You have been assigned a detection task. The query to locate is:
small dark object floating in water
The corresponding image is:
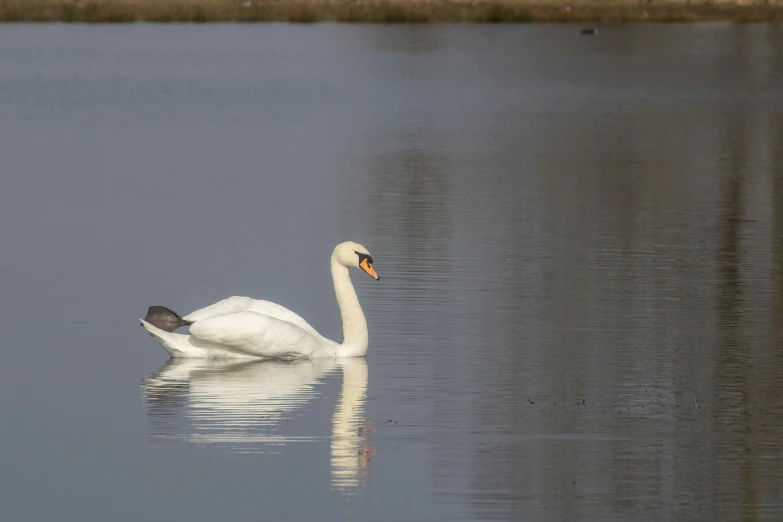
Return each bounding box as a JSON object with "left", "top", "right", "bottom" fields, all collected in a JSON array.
[{"left": 581, "top": 28, "right": 597, "bottom": 35}]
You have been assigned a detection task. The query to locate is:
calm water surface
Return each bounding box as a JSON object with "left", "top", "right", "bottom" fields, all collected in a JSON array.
[{"left": 1, "top": 24, "right": 782, "bottom": 522}]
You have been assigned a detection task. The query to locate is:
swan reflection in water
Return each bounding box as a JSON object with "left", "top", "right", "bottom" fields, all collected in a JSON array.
[{"left": 141, "top": 357, "right": 374, "bottom": 494}]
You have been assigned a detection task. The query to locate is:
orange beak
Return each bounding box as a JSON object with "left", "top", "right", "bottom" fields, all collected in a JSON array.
[{"left": 360, "top": 258, "right": 379, "bottom": 280}]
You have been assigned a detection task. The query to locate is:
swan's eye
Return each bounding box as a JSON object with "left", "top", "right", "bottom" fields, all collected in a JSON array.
[
  {"left": 356, "top": 252, "right": 379, "bottom": 280},
  {"left": 356, "top": 252, "right": 373, "bottom": 265}
]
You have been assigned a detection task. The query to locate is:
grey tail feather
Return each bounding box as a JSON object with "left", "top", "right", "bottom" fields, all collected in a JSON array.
[{"left": 143, "top": 305, "right": 192, "bottom": 332}]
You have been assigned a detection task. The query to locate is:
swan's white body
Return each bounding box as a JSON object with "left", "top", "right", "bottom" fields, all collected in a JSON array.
[{"left": 141, "top": 241, "right": 378, "bottom": 360}]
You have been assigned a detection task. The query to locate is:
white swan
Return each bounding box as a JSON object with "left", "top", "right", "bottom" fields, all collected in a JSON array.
[{"left": 140, "top": 241, "right": 379, "bottom": 360}]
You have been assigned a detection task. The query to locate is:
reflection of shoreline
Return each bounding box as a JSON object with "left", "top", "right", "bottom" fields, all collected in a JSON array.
[
  {"left": 141, "top": 357, "right": 373, "bottom": 494},
  {"left": 4, "top": 1, "right": 781, "bottom": 23}
]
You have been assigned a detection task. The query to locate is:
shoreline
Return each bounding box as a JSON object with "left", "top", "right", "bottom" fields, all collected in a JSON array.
[{"left": 1, "top": 0, "right": 782, "bottom": 23}]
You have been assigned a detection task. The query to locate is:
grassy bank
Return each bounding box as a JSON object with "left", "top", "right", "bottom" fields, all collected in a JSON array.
[{"left": 1, "top": 0, "right": 782, "bottom": 23}]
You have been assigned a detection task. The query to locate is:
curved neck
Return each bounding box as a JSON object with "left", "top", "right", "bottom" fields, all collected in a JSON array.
[{"left": 331, "top": 255, "right": 368, "bottom": 356}]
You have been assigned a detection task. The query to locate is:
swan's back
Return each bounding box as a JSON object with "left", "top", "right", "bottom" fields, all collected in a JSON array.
[
  {"left": 189, "top": 311, "right": 324, "bottom": 359},
  {"left": 183, "top": 296, "right": 321, "bottom": 338}
]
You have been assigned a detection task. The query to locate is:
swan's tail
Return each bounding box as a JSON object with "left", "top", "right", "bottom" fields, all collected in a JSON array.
[
  {"left": 140, "top": 319, "right": 192, "bottom": 358},
  {"left": 140, "top": 318, "right": 254, "bottom": 359},
  {"left": 143, "top": 305, "right": 191, "bottom": 332}
]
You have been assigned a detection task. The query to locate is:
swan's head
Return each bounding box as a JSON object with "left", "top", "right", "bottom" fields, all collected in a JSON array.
[{"left": 333, "top": 241, "right": 379, "bottom": 281}]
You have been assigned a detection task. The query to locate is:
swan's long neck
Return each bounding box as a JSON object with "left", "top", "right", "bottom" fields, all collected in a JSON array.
[{"left": 331, "top": 255, "right": 368, "bottom": 356}]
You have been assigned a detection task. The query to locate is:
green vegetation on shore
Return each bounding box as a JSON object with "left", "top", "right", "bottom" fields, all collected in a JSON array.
[{"left": 1, "top": 0, "right": 782, "bottom": 23}]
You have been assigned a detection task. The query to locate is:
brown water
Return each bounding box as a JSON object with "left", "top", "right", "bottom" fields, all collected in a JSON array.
[{"left": 1, "top": 23, "right": 782, "bottom": 522}]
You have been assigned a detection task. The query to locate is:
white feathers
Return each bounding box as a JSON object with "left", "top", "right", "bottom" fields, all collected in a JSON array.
[
  {"left": 189, "top": 312, "right": 323, "bottom": 359},
  {"left": 141, "top": 241, "right": 377, "bottom": 359}
]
